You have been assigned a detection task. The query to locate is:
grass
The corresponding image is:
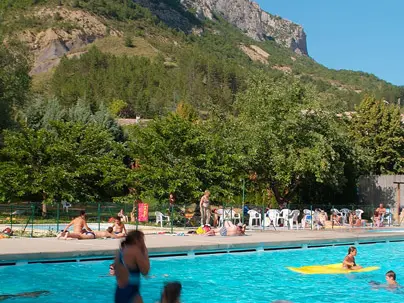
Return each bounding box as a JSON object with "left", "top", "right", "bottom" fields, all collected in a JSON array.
[{"left": 84, "top": 36, "right": 159, "bottom": 58}]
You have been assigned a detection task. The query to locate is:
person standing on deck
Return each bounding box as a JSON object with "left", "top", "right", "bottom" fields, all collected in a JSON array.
[{"left": 200, "top": 190, "right": 211, "bottom": 225}]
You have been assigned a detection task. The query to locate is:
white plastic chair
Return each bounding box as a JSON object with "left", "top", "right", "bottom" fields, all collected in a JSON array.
[
  {"left": 263, "top": 209, "right": 279, "bottom": 227},
  {"left": 288, "top": 210, "right": 300, "bottom": 229},
  {"left": 301, "top": 209, "right": 313, "bottom": 229},
  {"left": 11, "top": 210, "right": 25, "bottom": 216},
  {"left": 339, "top": 208, "right": 351, "bottom": 224},
  {"left": 383, "top": 209, "right": 392, "bottom": 226},
  {"left": 248, "top": 210, "right": 262, "bottom": 228},
  {"left": 155, "top": 211, "right": 170, "bottom": 228},
  {"left": 62, "top": 201, "right": 72, "bottom": 213},
  {"left": 355, "top": 209, "right": 364, "bottom": 220},
  {"left": 219, "top": 209, "right": 241, "bottom": 226},
  {"left": 266, "top": 209, "right": 280, "bottom": 227},
  {"left": 313, "top": 210, "right": 321, "bottom": 225},
  {"left": 330, "top": 208, "right": 341, "bottom": 215},
  {"left": 278, "top": 209, "right": 291, "bottom": 227}
]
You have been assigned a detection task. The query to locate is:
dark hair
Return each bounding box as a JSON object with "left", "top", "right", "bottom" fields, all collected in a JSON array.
[
  {"left": 120, "top": 230, "right": 145, "bottom": 250},
  {"left": 115, "top": 216, "right": 122, "bottom": 222},
  {"left": 161, "top": 282, "right": 182, "bottom": 303},
  {"left": 386, "top": 270, "right": 396, "bottom": 280},
  {"left": 107, "top": 227, "right": 113, "bottom": 233},
  {"left": 80, "top": 210, "right": 86, "bottom": 216},
  {"left": 348, "top": 246, "right": 357, "bottom": 254}
]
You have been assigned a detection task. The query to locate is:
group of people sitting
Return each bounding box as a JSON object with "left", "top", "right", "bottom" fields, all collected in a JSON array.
[
  {"left": 56, "top": 210, "right": 128, "bottom": 240},
  {"left": 309, "top": 203, "right": 390, "bottom": 228},
  {"left": 191, "top": 221, "right": 247, "bottom": 236}
]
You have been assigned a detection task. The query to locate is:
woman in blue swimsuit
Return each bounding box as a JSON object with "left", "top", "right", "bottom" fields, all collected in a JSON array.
[{"left": 114, "top": 230, "right": 150, "bottom": 303}]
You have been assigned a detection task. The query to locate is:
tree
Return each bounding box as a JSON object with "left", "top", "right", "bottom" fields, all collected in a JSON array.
[
  {"left": 0, "top": 122, "right": 130, "bottom": 214},
  {"left": 127, "top": 114, "right": 239, "bottom": 205},
  {"left": 23, "top": 98, "right": 125, "bottom": 141},
  {"left": 234, "top": 73, "right": 354, "bottom": 205},
  {"left": 176, "top": 101, "right": 198, "bottom": 121},
  {"left": 349, "top": 96, "right": 404, "bottom": 174},
  {"left": 0, "top": 42, "right": 30, "bottom": 131}
]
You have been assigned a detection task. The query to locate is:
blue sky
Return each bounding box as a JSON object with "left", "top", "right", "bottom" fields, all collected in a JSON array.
[{"left": 256, "top": 0, "right": 403, "bottom": 86}]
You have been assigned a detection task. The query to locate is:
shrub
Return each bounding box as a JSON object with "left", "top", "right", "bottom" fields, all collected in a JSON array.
[{"left": 124, "top": 35, "right": 134, "bottom": 47}]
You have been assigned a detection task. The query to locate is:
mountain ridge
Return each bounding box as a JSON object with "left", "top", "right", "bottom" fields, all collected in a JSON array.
[
  {"left": 180, "top": 0, "right": 308, "bottom": 55},
  {"left": 0, "top": 0, "right": 402, "bottom": 114}
]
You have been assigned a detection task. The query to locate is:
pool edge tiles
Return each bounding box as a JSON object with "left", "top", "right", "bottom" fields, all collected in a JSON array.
[{"left": 1, "top": 231, "right": 404, "bottom": 265}]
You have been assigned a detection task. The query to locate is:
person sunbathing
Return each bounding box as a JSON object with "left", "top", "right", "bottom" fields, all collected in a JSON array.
[
  {"left": 57, "top": 230, "right": 81, "bottom": 240},
  {"left": 331, "top": 213, "right": 341, "bottom": 226},
  {"left": 58, "top": 210, "right": 92, "bottom": 239},
  {"left": 112, "top": 216, "right": 127, "bottom": 238},
  {"left": 348, "top": 211, "right": 362, "bottom": 227},
  {"left": 373, "top": 211, "right": 381, "bottom": 227},
  {"left": 318, "top": 211, "right": 327, "bottom": 227},
  {"left": 95, "top": 227, "right": 117, "bottom": 239},
  {"left": 375, "top": 204, "right": 386, "bottom": 216},
  {"left": 57, "top": 228, "right": 96, "bottom": 240},
  {"left": 1, "top": 227, "right": 13, "bottom": 236},
  {"left": 205, "top": 221, "right": 246, "bottom": 236},
  {"left": 342, "top": 246, "right": 362, "bottom": 270}
]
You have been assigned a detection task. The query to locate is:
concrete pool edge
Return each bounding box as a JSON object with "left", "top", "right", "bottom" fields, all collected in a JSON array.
[{"left": 1, "top": 232, "right": 404, "bottom": 265}]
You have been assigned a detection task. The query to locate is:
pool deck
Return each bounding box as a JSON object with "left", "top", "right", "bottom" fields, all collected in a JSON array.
[{"left": 1, "top": 228, "right": 404, "bottom": 264}]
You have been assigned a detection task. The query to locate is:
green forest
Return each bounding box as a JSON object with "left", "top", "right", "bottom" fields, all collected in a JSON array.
[{"left": 0, "top": 0, "right": 403, "bottom": 210}]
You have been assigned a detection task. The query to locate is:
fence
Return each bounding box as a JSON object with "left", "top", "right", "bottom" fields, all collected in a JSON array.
[
  {"left": 0, "top": 202, "right": 155, "bottom": 237},
  {"left": 0, "top": 201, "right": 402, "bottom": 237}
]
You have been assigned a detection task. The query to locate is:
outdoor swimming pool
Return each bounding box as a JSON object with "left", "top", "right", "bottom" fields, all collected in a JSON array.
[{"left": 1, "top": 242, "right": 403, "bottom": 303}]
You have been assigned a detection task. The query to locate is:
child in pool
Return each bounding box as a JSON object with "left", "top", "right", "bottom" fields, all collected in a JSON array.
[
  {"left": 342, "top": 246, "right": 362, "bottom": 270},
  {"left": 385, "top": 270, "right": 399, "bottom": 288},
  {"left": 370, "top": 270, "right": 400, "bottom": 290}
]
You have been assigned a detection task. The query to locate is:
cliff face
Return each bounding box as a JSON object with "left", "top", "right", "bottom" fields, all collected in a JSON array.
[{"left": 181, "top": 0, "right": 308, "bottom": 55}]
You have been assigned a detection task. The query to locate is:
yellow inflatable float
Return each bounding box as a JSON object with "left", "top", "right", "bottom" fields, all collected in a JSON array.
[{"left": 287, "top": 263, "right": 379, "bottom": 275}]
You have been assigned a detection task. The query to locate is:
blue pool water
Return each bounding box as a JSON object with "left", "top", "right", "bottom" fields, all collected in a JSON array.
[{"left": 1, "top": 242, "right": 404, "bottom": 303}]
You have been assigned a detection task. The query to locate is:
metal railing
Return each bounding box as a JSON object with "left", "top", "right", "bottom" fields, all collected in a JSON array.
[{"left": 0, "top": 201, "right": 399, "bottom": 237}]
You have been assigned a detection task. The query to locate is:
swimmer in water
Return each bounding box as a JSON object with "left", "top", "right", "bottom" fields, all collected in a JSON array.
[
  {"left": 385, "top": 270, "right": 399, "bottom": 288},
  {"left": 370, "top": 270, "right": 400, "bottom": 290},
  {"left": 342, "top": 246, "right": 362, "bottom": 270},
  {"left": 160, "top": 282, "right": 182, "bottom": 303},
  {"left": 0, "top": 291, "right": 49, "bottom": 301},
  {"left": 110, "top": 263, "right": 116, "bottom": 276}
]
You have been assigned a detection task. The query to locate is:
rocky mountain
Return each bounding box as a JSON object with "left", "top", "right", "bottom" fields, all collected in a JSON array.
[
  {"left": 18, "top": 7, "right": 120, "bottom": 75},
  {"left": 1, "top": 0, "right": 402, "bottom": 110},
  {"left": 181, "top": 0, "right": 308, "bottom": 55},
  {"left": 134, "top": 0, "right": 308, "bottom": 55}
]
